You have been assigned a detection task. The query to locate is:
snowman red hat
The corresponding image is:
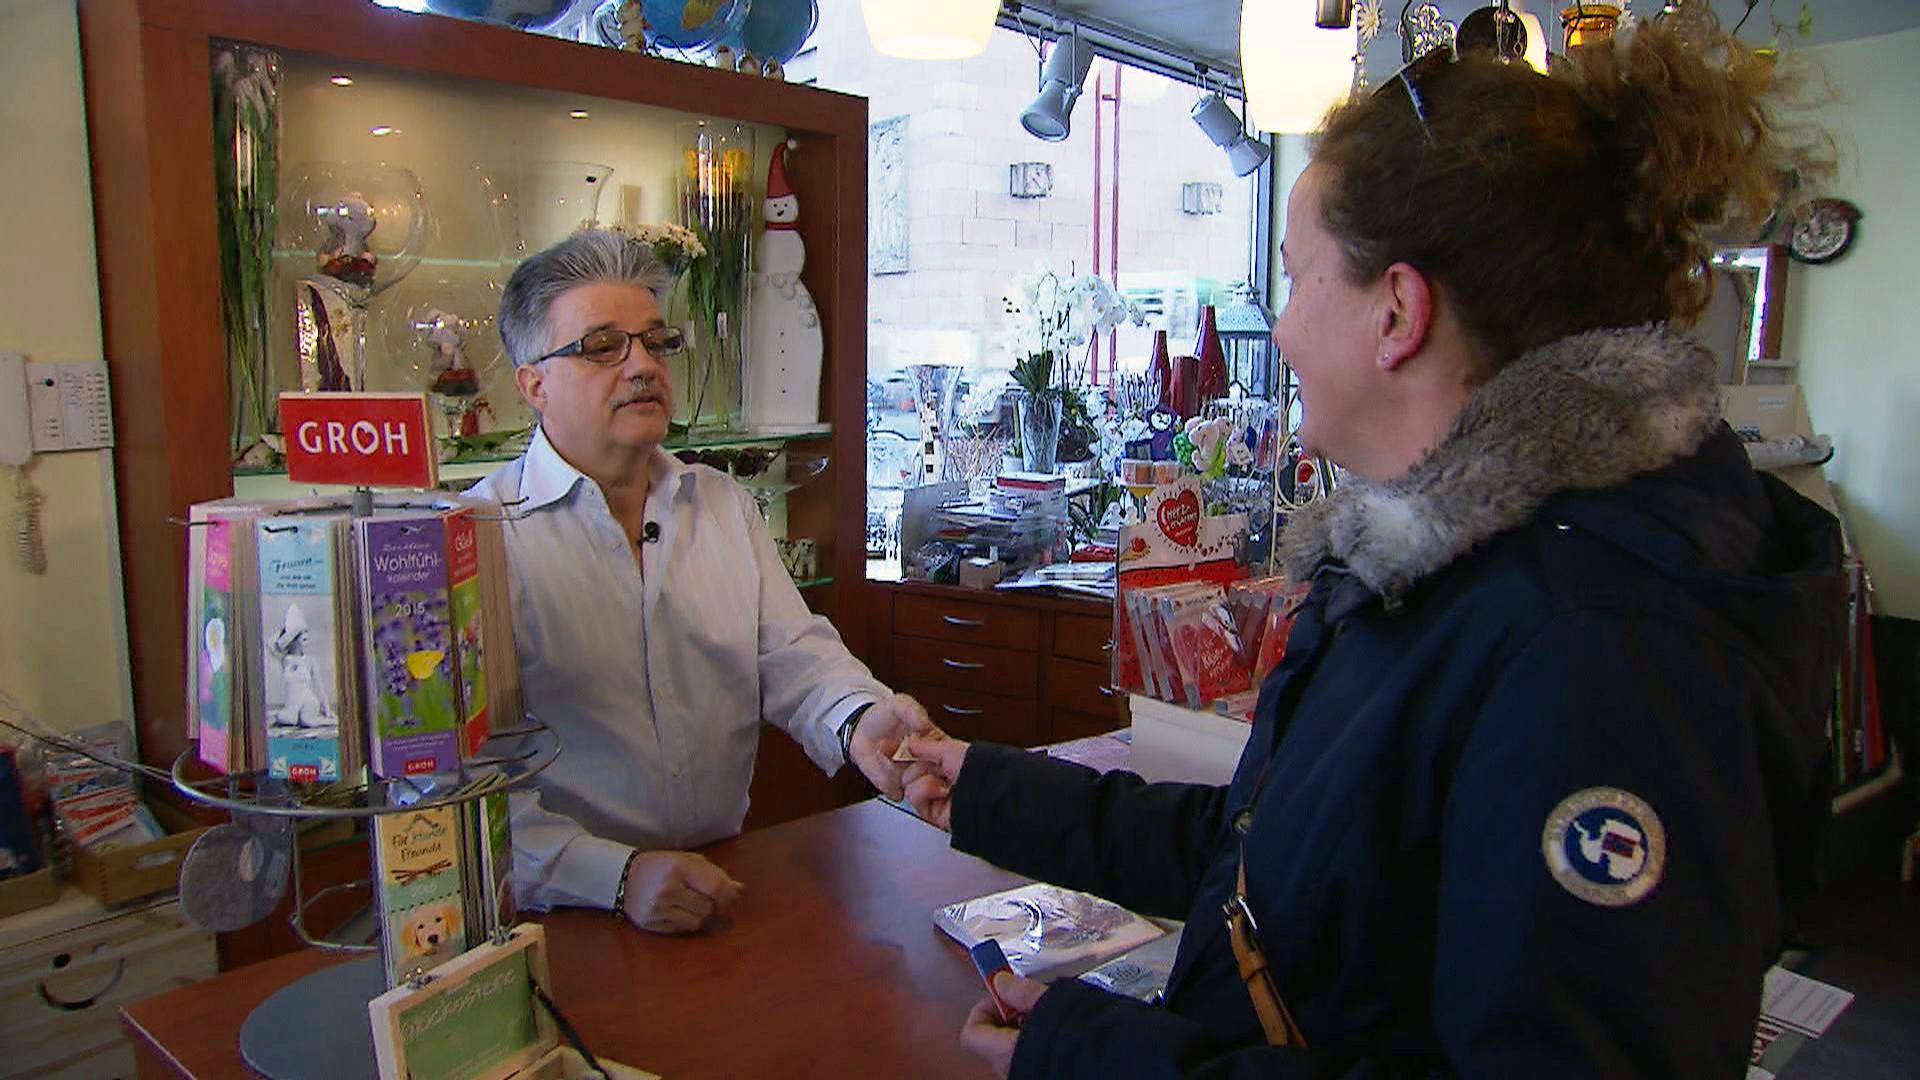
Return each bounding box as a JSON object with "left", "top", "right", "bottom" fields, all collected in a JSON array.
[{"left": 765, "top": 141, "right": 799, "bottom": 232}]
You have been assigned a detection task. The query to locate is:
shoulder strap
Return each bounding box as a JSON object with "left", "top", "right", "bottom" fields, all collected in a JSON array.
[{"left": 1225, "top": 856, "right": 1308, "bottom": 1049}]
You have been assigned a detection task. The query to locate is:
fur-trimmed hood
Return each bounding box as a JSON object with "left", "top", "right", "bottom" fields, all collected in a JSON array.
[{"left": 1279, "top": 325, "right": 1723, "bottom": 601}]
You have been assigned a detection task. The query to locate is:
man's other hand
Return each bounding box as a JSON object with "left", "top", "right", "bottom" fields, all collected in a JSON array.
[
  {"left": 899, "top": 731, "right": 967, "bottom": 831},
  {"left": 619, "top": 851, "right": 744, "bottom": 934}
]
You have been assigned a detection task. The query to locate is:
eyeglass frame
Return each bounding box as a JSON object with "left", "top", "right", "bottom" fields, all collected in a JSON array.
[
  {"left": 1380, "top": 43, "right": 1456, "bottom": 145},
  {"left": 533, "top": 324, "right": 686, "bottom": 367}
]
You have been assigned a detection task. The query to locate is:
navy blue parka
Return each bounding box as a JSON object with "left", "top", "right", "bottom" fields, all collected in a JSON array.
[{"left": 947, "top": 328, "right": 1843, "bottom": 1078}]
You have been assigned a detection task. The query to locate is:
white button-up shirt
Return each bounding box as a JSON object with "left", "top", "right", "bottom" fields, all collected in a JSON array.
[{"left": 468, "top": 427, "right": 885, "bottom": 912}]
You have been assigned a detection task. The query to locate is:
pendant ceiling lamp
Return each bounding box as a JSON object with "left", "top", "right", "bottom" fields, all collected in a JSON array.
[
  {"left": 1241, "top": 0, "right": 1354, "bottom": 134},
  {"left": 860, "top": 0, "right": 999, "bottom": 60}
]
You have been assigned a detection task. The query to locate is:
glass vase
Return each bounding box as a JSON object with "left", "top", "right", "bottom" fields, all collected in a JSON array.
[
  {"left": 212, "top": 44, "right": 281, "bottom": 464},
  {"left": 475, "top": 160, "right": 614, "bottom": 266},
  {"left": 675, "top": 120, "right": 756, "bottom": 433},
  {"left": 1016, "top": 391, "right": 1064, "bottom": 475}
]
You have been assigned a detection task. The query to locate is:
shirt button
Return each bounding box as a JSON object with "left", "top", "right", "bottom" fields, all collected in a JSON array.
[{"left": 1232, "top": 810, "right": 1254, "bottom": 835}]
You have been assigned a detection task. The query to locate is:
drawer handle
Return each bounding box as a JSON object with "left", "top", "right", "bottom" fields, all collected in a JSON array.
[
  {"left": 1101, "top": 640, "right": 1115, "bottom": 653},
  {"left": 36, "top": 959, "right": 127, "bottom": 1012},
  {"left": 941, "top": 615, "right": 986, "bottom": 628},
  {"left": 942, "top": 704, "right": 985, "bottom": 717},
  {"left": 1098, "top": 684, "right": 1120, "bottom": 697},
  {"left": 941, "top": 657, "right": 985, "bottom": 671}
]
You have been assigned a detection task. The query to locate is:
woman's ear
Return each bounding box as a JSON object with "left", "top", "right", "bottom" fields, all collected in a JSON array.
[
  {"left": 1376, "top": 261, "right": 1435, "bottom": 370},
  {"left": 515, "top": 362, "right": 547, "bottom": 413}
]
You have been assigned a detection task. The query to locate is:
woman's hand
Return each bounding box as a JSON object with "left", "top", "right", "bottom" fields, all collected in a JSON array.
[
  {"left": 959, "top": 971, "right": 1048, "bottom": 1078},
  {"left": 898, "top": 731, "right": 968, "bottom": 831}
]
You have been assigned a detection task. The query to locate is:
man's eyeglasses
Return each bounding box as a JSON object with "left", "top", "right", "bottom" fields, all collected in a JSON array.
[{"left": 536, "top": 325, "right": 686, "bottom": 367}]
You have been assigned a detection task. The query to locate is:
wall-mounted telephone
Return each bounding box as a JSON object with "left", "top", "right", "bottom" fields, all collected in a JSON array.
[{"left": 1, "top": 353, "right": 113, "bottom": 575}]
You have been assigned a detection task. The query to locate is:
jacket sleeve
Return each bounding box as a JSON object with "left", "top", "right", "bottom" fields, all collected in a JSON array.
[
  {"left": 950, "top": 742, "right": 1229, "bottom": 920},
  {"left": 1007, "top": 609, "right": 1782, "bottom": 1079},
  {"left": 1428, "top": 608, "right": 1777, "bottom": 1075}
]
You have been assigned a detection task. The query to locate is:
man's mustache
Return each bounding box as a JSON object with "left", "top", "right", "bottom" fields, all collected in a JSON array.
[{"left": 611, "top": 377, "right": 667, "bottom": 408}]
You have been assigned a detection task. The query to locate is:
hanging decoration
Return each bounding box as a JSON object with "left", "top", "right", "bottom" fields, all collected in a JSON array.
[
  {"left": 1351, "top": 0, "right": 1384, "bottom": 93},
  {"left": 1400, "top": 1, "right": 1459, "bottom": 63}
]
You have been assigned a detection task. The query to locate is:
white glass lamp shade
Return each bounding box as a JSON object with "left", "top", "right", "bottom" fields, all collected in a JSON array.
[
  {"left": 1241, "top": 0, "right": 1354, "bottom": 134},
  {"left": 860, "top": 0, "right": 998, "bottom": 60},
  {"left": 1520, "top": 12, "right": 1548, "bottom": 73}
]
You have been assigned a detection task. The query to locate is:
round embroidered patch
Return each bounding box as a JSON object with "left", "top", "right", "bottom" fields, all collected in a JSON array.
[{"left": 1541, "top": 787, "right": 1666, "bottom": 907}]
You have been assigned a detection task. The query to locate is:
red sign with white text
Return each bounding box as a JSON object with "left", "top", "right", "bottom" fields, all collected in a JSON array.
[{"left": 279, "top": 393, "right": 439, "bottom": 489}]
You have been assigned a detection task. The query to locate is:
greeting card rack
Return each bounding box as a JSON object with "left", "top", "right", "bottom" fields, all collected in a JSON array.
[{"left": 167, "top": 480, "right": 558, "bottom": 1080}]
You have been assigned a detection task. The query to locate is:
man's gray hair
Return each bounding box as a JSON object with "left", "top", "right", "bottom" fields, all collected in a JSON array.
[{"left": 499, "top": 230, "right": 674, "bottom": 366}]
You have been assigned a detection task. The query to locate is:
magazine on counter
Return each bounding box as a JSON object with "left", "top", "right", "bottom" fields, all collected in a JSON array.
[
  {"left": 933, "top": 882, "right": 1165, "bottom": 981},
  {"left": 1077, "top": 926, "right": 1183, "bottom": 1002}
]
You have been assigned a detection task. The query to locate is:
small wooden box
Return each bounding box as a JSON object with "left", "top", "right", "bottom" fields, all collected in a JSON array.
[
  {"left": 369, "top": 924, "right": 654, "bottom": 1080},
  {"left": 0, "top": 866, "right": 59, "bottom": 919},
  {"left": 68, "top": 805, "right": 208, "bottom": 907}
]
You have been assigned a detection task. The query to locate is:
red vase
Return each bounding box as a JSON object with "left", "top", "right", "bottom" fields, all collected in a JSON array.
[
  {"left": 1145, "top": 330, "right": 1173, "bottom": 411},
  {"left": 1170, "top": 354, "right": 1201, "bottom": 419},
  {"left": 1194, "top": 305, "right": 1229, "bottom": 406}
]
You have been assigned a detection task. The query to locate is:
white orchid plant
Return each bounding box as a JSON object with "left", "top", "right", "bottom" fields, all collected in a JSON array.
[{"left": 999, "top": 265, "right": 1143, "bottom": 400}]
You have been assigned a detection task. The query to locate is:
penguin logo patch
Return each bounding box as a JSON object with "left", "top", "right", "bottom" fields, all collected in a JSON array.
[{"left": 1541, "top": 787, "right": 1666, "bottom": 907}]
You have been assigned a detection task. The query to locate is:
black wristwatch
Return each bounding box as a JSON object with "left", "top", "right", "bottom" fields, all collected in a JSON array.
[{"left": 838, "top": 703, "right": 874, "bottom": 767}]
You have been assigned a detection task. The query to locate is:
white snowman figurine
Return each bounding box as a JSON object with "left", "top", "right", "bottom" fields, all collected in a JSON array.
[{"left": 745, "top": 139, "right": 825, "bottom": 427}]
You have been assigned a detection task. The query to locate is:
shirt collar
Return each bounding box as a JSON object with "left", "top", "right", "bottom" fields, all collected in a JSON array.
[{"left": 517, "top": 425, "right": 697, "bottom": 514}]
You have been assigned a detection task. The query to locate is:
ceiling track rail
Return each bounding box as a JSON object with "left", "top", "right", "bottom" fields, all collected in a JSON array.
[{"left": 998, "top": 1, "right": 1248, "bottom": 100}]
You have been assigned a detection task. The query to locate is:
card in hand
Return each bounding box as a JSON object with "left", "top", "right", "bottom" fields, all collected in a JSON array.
[
  {"left": 969, "top": 938, "right": 1018, "bottom": 1023},
  {"left": 891, "top": 739, "right": 918, "bottom": 763}
]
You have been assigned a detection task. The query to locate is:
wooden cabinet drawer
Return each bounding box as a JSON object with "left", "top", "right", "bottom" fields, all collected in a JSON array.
[
  {"left": 895, "top": 636, "right": 1039, "bottom": 699},
  {"left": 1052, "top": 612, "right": 1115, "bottom": 664},
  {"left": 894, "top": 593, "right": 1039, "bottom": 651},
  {"left": 1045, "top": 654, "right": 1125, "bottom": 720},
  {"left": 904, "top": 683, "right": 1045, "bottom": 748},
  {"left": 0, "top": 898, "right": 215, "bottom": 1076}
]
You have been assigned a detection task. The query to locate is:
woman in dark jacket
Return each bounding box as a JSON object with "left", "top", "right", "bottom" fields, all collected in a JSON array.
[{"left": 903, "top": 16, "right": 1840, "bottom": 1079}]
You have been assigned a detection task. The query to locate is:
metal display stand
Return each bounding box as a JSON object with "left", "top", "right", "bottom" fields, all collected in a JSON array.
[{"left": 170, "top": 481, "right": 559, "bottom": 1080}]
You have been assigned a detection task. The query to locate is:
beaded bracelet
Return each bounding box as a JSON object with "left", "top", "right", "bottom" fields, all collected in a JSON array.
[{"left": 611, "top": 849, "right": 641, "bottom": 920}]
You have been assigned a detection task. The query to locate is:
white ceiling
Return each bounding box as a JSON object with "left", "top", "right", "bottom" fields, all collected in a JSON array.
[{"left": 1032, "top": 0, "right": 1920, "bottom": 78}]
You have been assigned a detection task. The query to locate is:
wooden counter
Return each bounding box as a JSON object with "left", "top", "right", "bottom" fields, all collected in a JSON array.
[{"left": 122, "top": 801, "right": 1026, "bottom": 1079}]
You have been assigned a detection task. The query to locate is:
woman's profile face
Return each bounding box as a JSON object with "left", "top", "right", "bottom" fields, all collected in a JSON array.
[{"left": 1273, "top": 164, "right": 1385, "bottom": 470}]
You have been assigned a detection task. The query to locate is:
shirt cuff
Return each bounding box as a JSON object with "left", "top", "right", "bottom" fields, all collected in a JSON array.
[
  {"left": 826, "top": 693, "right": 885, "bottom": 758},
  {"left": 550, "top": 833, "right": 639, "bottom": 912}
]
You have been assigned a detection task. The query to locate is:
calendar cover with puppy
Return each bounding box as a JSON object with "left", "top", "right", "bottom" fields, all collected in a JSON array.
[{"left": 374, "top": 805, "right": 468, "bottom": 987}]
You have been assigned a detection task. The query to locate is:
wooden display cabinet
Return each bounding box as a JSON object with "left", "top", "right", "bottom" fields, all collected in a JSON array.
[
  {"left": 870, "top": 581, "right": 1130, "bottom": 748},
  {"left": 75, "top": 0, "right": 875, "bottom": 807}
]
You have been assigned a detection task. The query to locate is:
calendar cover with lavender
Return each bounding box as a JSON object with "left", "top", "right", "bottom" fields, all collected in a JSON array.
[{"left": 360, "top": 516, "right": 460, "bottom": 778}]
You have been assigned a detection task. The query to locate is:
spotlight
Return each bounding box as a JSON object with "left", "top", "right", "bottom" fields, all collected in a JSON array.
[
  {"left": 1191, "top": 94, "right": 1270, "bottom": 177},
  {"left": 1021, "top": 29, "right": 1095, "bottom": 142}
]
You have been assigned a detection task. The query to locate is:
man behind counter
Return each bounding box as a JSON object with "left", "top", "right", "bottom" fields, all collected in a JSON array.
[{"left": 469, "top": 229, "right": 930, "bottom": 934}]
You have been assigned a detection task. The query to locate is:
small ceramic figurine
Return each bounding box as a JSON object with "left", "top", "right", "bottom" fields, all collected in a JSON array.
[
  {"left": 745, "top": 140, "right": 826, "bottom": 426},
  {"left": 615, "top": 0, "right": 648, "bottom": 51},
  {"left": 712, "top": 44, "right": 735, "bottom": 70},
  {"left": 422, "top": 308, "right": 480, "bottom": 399},
  {"left": 762, "top": 57, "right": 785, "bottom": 81},
  {"left": 736, "top": 50, "right": 761, "bottom": 75},
  {"left": 317, "top": 193, "right": 377, "bottom": 290}
]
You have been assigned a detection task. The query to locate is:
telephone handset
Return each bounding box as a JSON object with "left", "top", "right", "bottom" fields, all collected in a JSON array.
[{"left": 0, "top": 354, "right": 47, "bottom": 575}]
